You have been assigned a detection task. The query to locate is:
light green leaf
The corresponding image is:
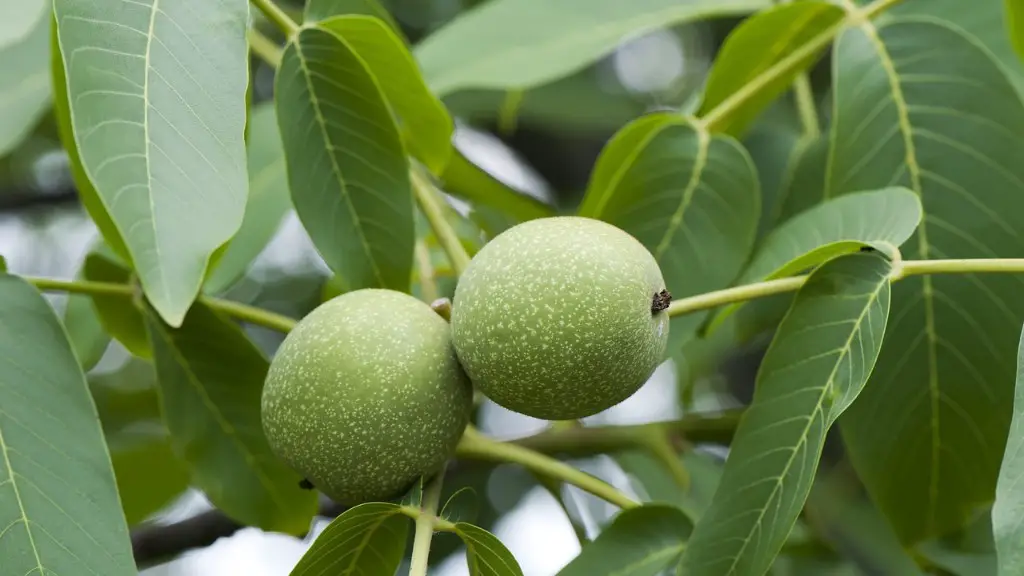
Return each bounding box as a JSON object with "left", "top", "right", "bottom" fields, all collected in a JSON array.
[
  {"left": 0, "top": 6, "right": 51, "bottom": 157},
  {"left": 63, "top": 293, "right": 111, "bottom": 371},
  {"left": 440, "top": 148, "right": 554, "bottom": 223},
  {"left": 83, "top": 250, "right": 151, "bottom": 359},
  {"left": 697, "top": 0, "right": 843, "bottom": 136},
  {"left": 994, "top": 326, "right": 1024, "bottom": 575},
  {"left": 275, "top": 25, "right": 414, "bottom": 294},
  {"left": 53, "top": 0, "right": 250, "bottom": 327},
  {"left": 0, "top": 0, "right": 48, "bottom": 47},
  {"left": 145, "top": 300, "right": 317, "bottom": 534},
  {"left": 1008, "top": 0, "right": 1024, "bottom": 64},
  {"left": 456, "top": 522, "right": 524, "bottom": 576},
  {"left": 204, "top": 103, "right": 292, "bottom": 295},
  {"left": 678, "top": 251, "right": 892, "bottom": 575},
  {"left": 0, "top": 273, "right": 135, "bottom": 575},
  {"left": 578, "top": 112, "right": 760, "bottom": 342},
  {"left": 319, "top": 15, "right": 454, "bottom": 173},
  {"left": 415, "top": 0, "right": 770, "bottom": 96},
  {"left": 290, "top": 502, "right": 409, "bottom": 575},
  {"left": 305, "top": 0, "right": 400, "bottom": 31},
  {"left": 828, "top": 17, "right": 1024, "bottom": 543},
  {"left": 557, "top": 504, "right": 693, "bottom": 576}
]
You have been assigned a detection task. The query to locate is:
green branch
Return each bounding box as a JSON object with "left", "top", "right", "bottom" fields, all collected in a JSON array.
[
  {"left": 411, "top": 167, "right": 473, "bottom": 277},
  {"left": 250, "top": 0, "right": 299, "bottom": 38},
  {"left": 409, "top": 467, "right": 446, "bottom": 576}
]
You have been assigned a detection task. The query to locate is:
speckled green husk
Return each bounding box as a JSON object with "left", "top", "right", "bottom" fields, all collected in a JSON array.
[
  {"left": 451, "top": 216, "right": 669, "bottom": 420},
  {"left": 261, "top": 289, "right": 473, "bottom": 505}
]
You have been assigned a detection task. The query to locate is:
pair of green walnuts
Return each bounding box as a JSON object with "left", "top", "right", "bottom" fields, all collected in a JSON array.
[{"left": 261, "top": 216, "right": 672, "bottom": 505}]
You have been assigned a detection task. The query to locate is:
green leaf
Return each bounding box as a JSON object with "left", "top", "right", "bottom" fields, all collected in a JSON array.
[
  {"left": 83, "top": 250, "right": 151, "bottom": 359},
  {"left": 145, "top": 300, "right": 317, "bottom": 534},
  {"left": 697, "top": 0, "right": 843, "bottom": 137},
  {"left": 319, "top": 15, "right": 454, "bottom": 174},
  {"left": 0, "top": 5, "right": 51, "bottom": 157},
  {"left": 993, "top": 326, "right": 1024, "bottom": 575},
  {"left": 742, "top": 121, "right": 801, "bottom": 241},
  {"left": 63, "top": 293, "right": 111, "bottom": 371},
  {"left": 275, "top": 25, "right": 414, "bottom": 294},
  {"left": 0, "top": 255, "right": 5, "bottom": 271},
  {"left": 0, "top": 0, "right": 48, "bottom": 47},
  {"left": 290, "top": 502, "right": 410, "bottom": 575},
  {"left": 204, "top": 103, "right": 292, "bottom": 295},
  {"left": 1007, "top": 0, "right": 1024, "bottom": 63},
  {"left": 578, "top": 112, "right": 760, "bottom": 341},
  {"left": 53, "top": 0, "right": 250, "bottom": 327},
  {"left": 678, "top": 251, "right": 893, "bottom": 575},
  {"left": 0, "top": 273, "right": 135, "bottom": 575},
  {"left": 828, "top": 17, "right": 1024, "bottom": 543},
  {"left": 616, "top": 450, "right": 724, "bottom": 522},
  {"left": 455, "top": 522, "right": 525, "bottom": 576},
  {"left": 304, "top": 0, "right": 401, "bottom": 33},
  {"left": 557, "top": 504, "right": 693, "bottom": 576},
  {"left": 771, "top": 135, "right": 830, "bottom": 226},
  {"left": 440, "top": 148, "right": 554, "bottom": 223},
  {"left": 415, "top": 0, "right": 769, "bottom": 96}
]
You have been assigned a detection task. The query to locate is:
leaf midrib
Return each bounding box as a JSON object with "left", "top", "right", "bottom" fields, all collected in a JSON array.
[
  {"left": 607, "top": 542, "right": 684, "bottom": 576},
  {"left": 0, "top": 419, "right": 43, "bottom": 573},
  {"left": 653, "top": 123, "right": 710, "bottom": 259},
  {"left": 722, "top": 270, "right": 887, "bottom": 575},
  {"left": 141, "top": 0, "right": 170, "bottom": 312}
]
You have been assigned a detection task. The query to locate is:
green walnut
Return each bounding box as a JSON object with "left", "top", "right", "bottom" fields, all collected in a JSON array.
[
  {"left": 450, "top": 216, "right": 671, "bottom": 420},
  {"left": 261, "top": 289, "right": 473, "bottom": 505}
]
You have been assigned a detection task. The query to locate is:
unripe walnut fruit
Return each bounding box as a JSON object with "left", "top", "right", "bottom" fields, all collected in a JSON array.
[
  {"left": 261, "top": 289, "right": 473, "bottom": 505},
  {"left": 451, "top": 216, "right": 670, "bottom": 420}
]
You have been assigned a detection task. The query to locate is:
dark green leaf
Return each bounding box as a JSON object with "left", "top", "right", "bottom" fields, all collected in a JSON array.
[
  {"left": 440, "top": 149, "right": 553, "bottom": 223},
  {"left": 0, "top": 273, "right": 134, "bottom": 575},
  {"left": 697, "top": 0, "right": 843, "bottom": 136},
  {"left": 83, "top": 250, "right": 150, "bottom": 359},
  {"left": 456, "top": 522, "right": 525, "bottom": 576},
  {"left": 578, "top": 112, "right": 760, "bottom": 342},
  {"left": 290, "top": 502, "right": 409, "bottom": 575},
  {"left": 557, "top": 504, "right": 692, "bottom": 576},
  {"left": 275, "top": 26, "right": 414, "bottom": 294},
  {"left": 414, "top": 0, "right": 770, "bottom": 96},
  {"left": 742, "top": 120, "right": 801, "bottom": 241},
  {"left": 63, "top": 293, "right": 110, "bottom": 371},
  {"left": 679, "top": 252, "right": 893, "bottom": 575},
  {"left": 0, "top": 4, "right": 50, "bottom": 157},
  {"left": 993, "top": 326, "right": 1024, "bottom": 575},
  {"left": 919, "top": 540, "right": 997, "bottom": 576},
  {"left": 304, "top": 0, "right": 401, "bottom": 33},
  {"left": 53, "top": 0, "right": 250, "bottom": 326},
  {"left": 829, "top": 17, "right": 1024, "bottom": 543},
  {"left": 319, "top": 15, "right": 453, "bottom": 173},
  {"left": 145, "top": 301, "right": 317, "bottom": 533},
  {"left": 204, "top": 103, "right": 292, "bottom": 295},
  {"left": 771, "top": 135, "right": 829, "bottom": 226}
]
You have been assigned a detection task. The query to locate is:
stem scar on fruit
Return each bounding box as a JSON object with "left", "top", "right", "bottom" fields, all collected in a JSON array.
[{"left": 651, "top": 289, "right": 673, "bottom": 314}]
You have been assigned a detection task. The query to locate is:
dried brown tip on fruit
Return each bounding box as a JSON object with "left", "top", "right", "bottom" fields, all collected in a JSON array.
[{"left": 651, "top": 289, "right": 672, "bottom": 314}]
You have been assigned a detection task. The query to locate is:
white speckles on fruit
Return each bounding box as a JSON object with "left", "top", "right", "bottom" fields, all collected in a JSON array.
[
  {"left": 261, "top": 289, "right": 473, "bottom": 506},
  {"left": 450, "top": 216, "right": 670, "bottom": 420}
]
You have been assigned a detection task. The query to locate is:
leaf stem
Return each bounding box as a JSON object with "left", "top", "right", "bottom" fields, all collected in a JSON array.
[
  {"left": 668, "top": 276, "right": 807, "bottom": 318},
  {"left": 792, "top": 75, "right": 820, "bottom": 137},
  {"left": 247, "top": 28, "right": 283, "bottom": 68},
  {"left": 409, "top": 466, "right": 446, "bottom": 576},
  {"left": 411, "top": 167, "right": 472, "bottom": 277},
  {"left": 250, "top": 0, "right": 299, "bottom": 38},
  {"left": 456, "top": 426, "right": 640, "bottom": 510}
]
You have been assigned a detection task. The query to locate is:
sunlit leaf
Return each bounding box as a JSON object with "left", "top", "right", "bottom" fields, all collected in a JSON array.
[
  {"left": 415, "top": 0, "right": 770, "bottom": 96},
  {"left": 275, "top": 25, "right": 414, "bottom": 294},
  {"left": 456, "top": 522, "right": 524, "bottom": 576},
  {"left": 679, "top": 252, "right": 892, "bottom": 575},
  {"left": 53, "top": 0, "right": 250, "bottom": 326},
  {"left": 578, "top": 112, "right": 759, "bottom": 343},
  {"left": 697, "top": 0, "right": 843, "bottom": 136},
  {"left": 557, "top": 505, "right": 693, "bottom": 576},
  {"left": 290, "top": 503, "right": 409, "bottom": 575},
  {"left": 0, "top": 5, "right": 51, "bottom": 157},
  {"left": 146, "top": 301, "right": 317, "bottom": 533},
  {"left": 0, "top": 273, "right": 135, "bottom": 575},
  {"left": 829, "top": 17, "right": 1024, "bottom": 543},
  {"left": 204, "top": 103, "right": 292, "bottom": 295},
  {"left": 319, "top": 15, "right": 453, "bottom": 173}
]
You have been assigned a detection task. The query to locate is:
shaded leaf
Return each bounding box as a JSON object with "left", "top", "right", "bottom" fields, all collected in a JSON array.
[
  {"left": 319, "top": 15, "right": 453, "bottom": 173},
  {"left": 440, "top": 148, "right": 553, "bottom": 223},
  {"left": 557, "top": 504, "right": 693, "bottom": 576},
  {"left": 145, "top": 300, "right": 317, "bottom": 533},
  {"left": 456, "top": 522, "right": 525, "bottom": 576},
  {"left": 204, "top": 103, "right": 292, "bottom": 295},
  {"left": 63, "top": 293, "right": 110, "bottom": 371},
  {"left": 698, "top": 0, "right": 843, "bottom": 137},
  {"left": 0, "top": 273, "right": 134, "bottom": 575},
  {"left": 616, "top": 449, "right": 724, "bottom": 522},
  {"left": 290, "top": 502, "right": 409, "bottom": 575},
  {"left": 771, "top": 135, "right": 829, "bottom": 226},
  {"left": 0, "top": 5, "right": 51, "bottom": 157},
  {"left": 275, "top": 25, "right": 414, "bottom": 294},
  {"left": 83, "top": 250, "right": 150, "bottom": 359},
  {"left": 678, "top": 252, "right": 892, "bottom": 575},
  {"left": 305, "top": 0, "right": 401, "bottom": 33},
  {"left": 829, "top": 17, "right": 1024, "bottom": 543},
  {"left": 742, "top": 120, "right": 801, "bottom": 241},
  {"left": 919, "top": 540, "right": 997, "bottom": 576},
  {"left": 578, "top": 112, "right": 759, "bottom": 342},
  {"left": 415, "top": 0, "right": 770, "bottom": 96},
  {"left": 53, "top": 0, "right": 250, "bottom": 326},
  {"left": 993, "top": 325, "right": 1024, "bottom": 575}
]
